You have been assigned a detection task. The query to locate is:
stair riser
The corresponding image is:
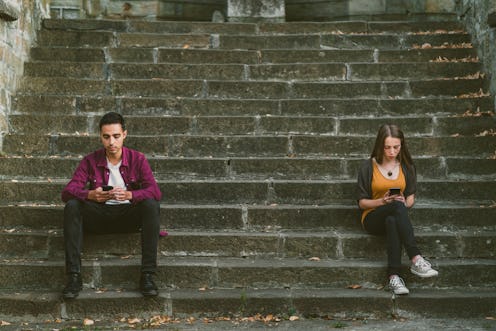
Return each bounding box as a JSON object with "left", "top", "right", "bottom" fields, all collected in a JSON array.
[
  {"left": 13, "top": 95, "right": 493, "bottom": 117},
  {"left": 2, "top": 205, "right": 494, "bottom": 230},
  {"left": 41, "top": 19, "right": 464, "bottom": 35},
  {"left": 0, "top": 262, "right": 493, "bottom": 290},
  {"left": 4, "top": 156, "right": 494, "bottom": 181},
  {"left": 25, "top": 62, "right": 482, "bottom": 83},
  {"left": 0, "top": 291, "right": 492, "bottom": 319},
  {"left": 29, "top": 48, "right": 477, "bottom": 64},
  {"left": 1, "top": 181, "right": 495, "bottom": 204},
  {"left": 4, "top": 135, "right": 496, "bottom": 157},
  {"left": 1, "top": 231, "right": 493, "bottom": 260},
  {"left": 8, "top": 114, "right": 494, "bottom": 137}
]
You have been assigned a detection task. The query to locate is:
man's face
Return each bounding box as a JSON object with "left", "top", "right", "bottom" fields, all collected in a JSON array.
[{"left": 100, "top": 123, "right": 127, "bottom": 157}]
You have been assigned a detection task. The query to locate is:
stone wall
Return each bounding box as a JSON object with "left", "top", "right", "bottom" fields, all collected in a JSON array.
[
  {"left": 0, "top": 0, "right": 49, "bottom": 149},
  {"left": 456, "top": 0, "right": 496, "bottom": 110}
]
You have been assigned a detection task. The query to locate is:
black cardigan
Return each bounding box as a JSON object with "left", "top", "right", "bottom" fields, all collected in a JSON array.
[{"left": 356, "top": 158, "right": 417, "bottom": 208}]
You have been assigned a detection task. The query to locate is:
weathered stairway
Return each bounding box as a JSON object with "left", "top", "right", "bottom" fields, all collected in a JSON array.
[{"left": 0, "top": 16, "right": 495, "bottom": 320}]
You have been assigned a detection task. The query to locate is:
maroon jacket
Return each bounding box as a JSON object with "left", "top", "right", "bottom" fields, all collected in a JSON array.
[{"left": 61, "top": 147, "right": 162, "bottom": 203}]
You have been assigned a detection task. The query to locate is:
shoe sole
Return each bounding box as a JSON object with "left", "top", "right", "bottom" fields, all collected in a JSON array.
[
  {"left": 411, "top": 269, "right": 439, "bottom": 278},
  {"left": 393, "top": 290, "right": 409, "bottom": 295}
]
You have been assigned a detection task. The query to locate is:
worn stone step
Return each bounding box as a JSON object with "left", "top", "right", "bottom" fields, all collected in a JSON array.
[
  {"left": 0, "top": 257, "right": 493, "bottom": 291},
  {"left": 43, "top": 18, "right": 258, "bottom": 35},
  {"left": 29, "top": 46, "right": 478, "bottom": 65},
  {"left": 4, "top": 134, "right": 496, "bottom": 158},
  {"left": 12, "top": 94, "right": 493, "bottom": 118},
  {"left": 1, "top": 155, "right": 495, "bottom": 183},
  {"left": 38, "top": 29, "right": 214, "bottom": 48},
  {"left": 1, "top": 287, "right": 494, "bottom": 319},
  {"left": 29, "top": 47, "right": 106, "bottom": 62},
  {"left": 1, "top": 228, "right": 494, "bottom": 260},
  {"left": 0, "top": 178, "right": 495, "bottom": 205},
  {"left": 41, "top": 19, "right": 464, "bottom": 36},
  {"left": 24, "top": 61, "right": 482, "bottom": 83},
  {"left": 12, "top": 95, "right": 493, "bottom": 116},
  {"left": 17, "top": 76, "right": 489, "bottom": 99},
  {"left": 321, "top": 32, "right": 471, "bottom": 50},
  {"left": 6, "top": 113, "right": 495, "bottom": 144},
  {"left": 0, "top": 202, "right": 495, "bottom": 231},
  {"left": 378, "top": 48, "right": 477, "bottom": 62}
]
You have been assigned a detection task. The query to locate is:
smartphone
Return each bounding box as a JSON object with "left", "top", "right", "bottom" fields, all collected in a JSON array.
[
  {"left": 102, "top": 185, "right": 113, "bottom": 191},
  {"left": 389, "top": 188, "right": 401, "bottom": 196}
]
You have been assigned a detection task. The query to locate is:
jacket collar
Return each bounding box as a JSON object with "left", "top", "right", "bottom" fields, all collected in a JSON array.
[{"left": 95, "top": 146, "right": 129, "bottom": 168}]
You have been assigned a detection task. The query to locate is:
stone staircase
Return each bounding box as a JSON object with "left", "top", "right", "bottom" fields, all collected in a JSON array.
[{"left": 0, "top": 16, "right": 495, "bottom": 320}]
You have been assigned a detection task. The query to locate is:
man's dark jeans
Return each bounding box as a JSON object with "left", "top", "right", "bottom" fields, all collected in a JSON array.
[{"left": 64, "top": 199, "right": 160, "bottom": 274}]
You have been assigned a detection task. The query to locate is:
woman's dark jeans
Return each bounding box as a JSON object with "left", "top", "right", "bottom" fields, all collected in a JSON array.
[
  {"left": 363, "top": 201, "right": 421, "bottom": 276},
  {"left": 64, "top": 199, "right": 160, "bottom": 274}
]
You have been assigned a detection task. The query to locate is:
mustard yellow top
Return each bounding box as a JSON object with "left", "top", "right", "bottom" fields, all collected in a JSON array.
[{"left": 361, "top": 161, "right": 406, "bottom": 223}]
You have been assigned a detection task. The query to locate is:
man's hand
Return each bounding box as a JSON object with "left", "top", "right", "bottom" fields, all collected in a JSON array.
[
  {"left": 88, "top": 187, "right": 112, "bottom": 203},
  {"left": 110, "top": 187, "right": 132, "bottom": 201}
]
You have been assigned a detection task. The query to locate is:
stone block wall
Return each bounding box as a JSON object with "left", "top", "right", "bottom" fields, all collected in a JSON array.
[
  {"left": 457, "top": 0, "right": 496, "bottom": 110},
  {"left": 0, "top": 0, "right": 49, "bottom": 148}
]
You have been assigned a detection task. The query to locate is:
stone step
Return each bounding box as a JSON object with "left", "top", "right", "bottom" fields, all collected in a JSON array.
[
  {"left": 3, "top": 134, "right": 496, "bottom": 158},
  {"left": 35, "top": 28, "right": 471, "bottom": 50},
  {"left": 29, "top": 47, "right": 477, "bottom": 64},
  {"left": 1, "top": 227, "right": 494, "bottom": 260},
  {"left": 7, "top": 113, "right": 494, "bottom": 137},
  {"left": 2, "top": 203, "right": 494, "bottom": 231},
  {"left": 18, "top": 77, "right": 488, "bottom": 98},
  {"left": 13, "top": 95, "right": 492, "bottom": 117},
  {"left": 0, "top": 257, "right": 493, "bottom": 291},
  {"left": 0, "top": 179, "right": 494, "bottom": 204},
  {"left": 1, "top": 287, "right": 493, "bottom": 319},
  {"left": 23, "top": 62, "right": 482, "bottom": 82},
  {"left": 217, "top": 32, "right": 471, "bottom": 51},
  {"left": 1, "top": 156, "right": 495, "bottom": 181},
  {"left": 42, "top": 19, "right": 464, "bottom": 35}
]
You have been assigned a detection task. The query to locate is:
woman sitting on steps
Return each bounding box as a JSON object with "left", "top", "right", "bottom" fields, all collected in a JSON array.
[{"left": 356, "top": 124, "right": 439, "bottom": 295}]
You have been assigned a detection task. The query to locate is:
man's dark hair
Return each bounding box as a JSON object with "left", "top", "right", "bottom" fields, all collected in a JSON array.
[{"left": 99, "top": 112, "right": 126, "bottom": 131}]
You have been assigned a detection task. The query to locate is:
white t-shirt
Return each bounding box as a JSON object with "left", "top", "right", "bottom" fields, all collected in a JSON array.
[{"left": 106, "top": 159, "right": 131, "bottom": 205}]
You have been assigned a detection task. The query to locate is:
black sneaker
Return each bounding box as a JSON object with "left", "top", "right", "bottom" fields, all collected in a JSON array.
[
  {"left": 62, "top": 273, "right": 82, "bottom": 299},
  {"left": 140, "top": 273, "right": 158, "bottom": 297}
]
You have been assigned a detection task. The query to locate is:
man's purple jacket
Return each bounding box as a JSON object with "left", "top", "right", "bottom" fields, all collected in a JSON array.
[{"left": 61, "top": 147, "right": 162, "bottom": 203}]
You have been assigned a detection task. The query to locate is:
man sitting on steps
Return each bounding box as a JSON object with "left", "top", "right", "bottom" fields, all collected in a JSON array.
[{"left": 61, "top": 112, "right": 162, "bottom": 299}]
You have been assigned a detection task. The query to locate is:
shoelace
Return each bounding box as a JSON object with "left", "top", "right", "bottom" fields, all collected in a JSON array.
[
  {"left": 390, "top": 276, "right": 405, "bottom": 288},
  {"left": 416, "top": 258, "right": 432, "bottom": 269}
]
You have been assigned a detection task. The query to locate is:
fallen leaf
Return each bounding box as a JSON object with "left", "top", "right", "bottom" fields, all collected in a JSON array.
[
  {"left": 127, "top": 317, "right": 141, "bottom": 324},
  {"left": 347, "top": 284, "right": 362, "bottom": 289},
  {"left": 83, "top": 318, "right": 94, "bottom": 326},
  {"left": 289, "top": 315, "right": 300, "bottom": 321}
]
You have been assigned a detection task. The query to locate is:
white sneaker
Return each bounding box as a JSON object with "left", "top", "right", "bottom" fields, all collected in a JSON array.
[
  {"left": 411, "top": 256, "right": 439, "bottom": 278},
  {"left": 389, "top": 275, "right": 409, "bottom": 295}
]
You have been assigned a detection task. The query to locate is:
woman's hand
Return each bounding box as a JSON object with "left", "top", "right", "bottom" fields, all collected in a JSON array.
[{"left": 382, "top": 191, "right": 405, "bottom": 205}]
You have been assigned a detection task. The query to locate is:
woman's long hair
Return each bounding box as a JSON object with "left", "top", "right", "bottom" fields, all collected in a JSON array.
[{"left": 371, "top": 124, "right": 414, "bottom": 170}]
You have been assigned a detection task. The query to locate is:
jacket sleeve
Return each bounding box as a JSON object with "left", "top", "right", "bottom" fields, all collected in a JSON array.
[
  {"left": 61, "top": 157, "right": 91, "bottom": 202},
  {"left": 403, "top": 164, "right": 417, "bottom": 198},
  {"left": 356, "top": 159, "right": 372, "bottom": 205},
  {"left": 128, "top": 154, "right": 162, "bottom": 203}
]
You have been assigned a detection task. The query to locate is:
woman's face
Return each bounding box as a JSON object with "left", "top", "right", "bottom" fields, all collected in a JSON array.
[{"left": 383, "top": 136, "right": 401, "bottom": 161}]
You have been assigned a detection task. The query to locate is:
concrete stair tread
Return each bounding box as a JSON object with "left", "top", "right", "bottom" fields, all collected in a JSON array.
[
  {"left": 0, "top": 287, "right": 493, "bottom": 319},
  {"left": 28, "top": 47, "right": 478, "bottom": 65}
]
